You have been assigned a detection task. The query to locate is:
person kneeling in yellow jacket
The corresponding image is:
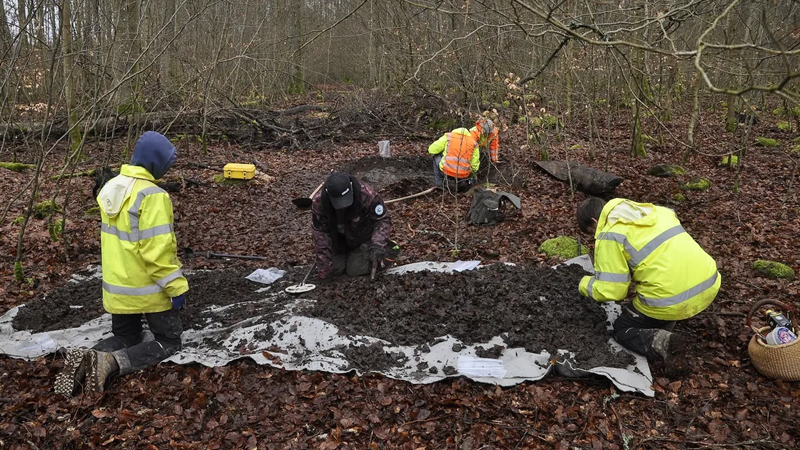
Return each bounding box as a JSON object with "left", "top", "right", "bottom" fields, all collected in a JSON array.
[
  {"left": 55, "top": 131, "right": 188, "bottom": 395},
  {"left": 577, "top": 197, "right": 721, "bottom": 373}
]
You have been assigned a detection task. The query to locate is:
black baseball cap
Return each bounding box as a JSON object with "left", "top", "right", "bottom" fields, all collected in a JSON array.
[{"left": 325, "top": 172, "right": 354, "bottom": 209}]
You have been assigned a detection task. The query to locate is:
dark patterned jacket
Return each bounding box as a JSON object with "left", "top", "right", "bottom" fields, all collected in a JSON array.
[{"left": 312, "top": 178, "right": 392, "bottom": 279}]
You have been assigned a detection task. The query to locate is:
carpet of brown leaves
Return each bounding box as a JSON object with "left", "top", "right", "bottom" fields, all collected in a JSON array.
[{"left": 1, "top": 105, "right": 799, "bottom": 449}]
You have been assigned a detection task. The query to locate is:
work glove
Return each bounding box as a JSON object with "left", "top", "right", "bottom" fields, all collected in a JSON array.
[
  {"left": 370, "top": 244, "right": 385, "bottom": 265},
  {"left": 171, "top": 294, "right": 187, "bottom": 310}
]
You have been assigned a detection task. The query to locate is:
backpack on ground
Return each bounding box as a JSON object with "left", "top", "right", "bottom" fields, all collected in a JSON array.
[{"left": 467, "top": 187, "right": 521, "bottom": 225}]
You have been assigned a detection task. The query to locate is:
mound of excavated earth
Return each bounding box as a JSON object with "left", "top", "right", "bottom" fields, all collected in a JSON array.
[{"left": 13, "top": 263, "right": 632, "bottom": 369}]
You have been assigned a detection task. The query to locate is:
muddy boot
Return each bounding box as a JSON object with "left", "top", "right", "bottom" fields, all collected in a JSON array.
[
  {"left": 652, "top": 330, "right": 689, "bottom": 376},
  {"left": 84, "top": 350, "right": 120, "bottom": 393},
  {"left": 54, "top": 348, "right": 88, "bottom": 396}
]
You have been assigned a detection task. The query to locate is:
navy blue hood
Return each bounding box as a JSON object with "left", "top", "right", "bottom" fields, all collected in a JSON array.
[{"left": 130, "top": 131, "right": 177, "bottom": 180}]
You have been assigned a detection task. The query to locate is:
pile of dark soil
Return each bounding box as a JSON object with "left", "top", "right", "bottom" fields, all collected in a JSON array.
[
  {"left": 12, "top": 269, "right": 269, "bottom": 333},
  {"left": 306, "top": 264, "right": 634, "bottom": 368},
  {"left": 380, "top": 177, "right": 432, "bottom": 201},
  {"left": 12, "top": 277, "right": 104, "bottom": 333},
  {"left": 14, "top": 264, "right": 632, "bottom": 370},
  {"left": 179, "top": 269, "right": 273, "bottom": 330},
  {"left": 338, "top": 156, "right": 429, "bottom": 192}
]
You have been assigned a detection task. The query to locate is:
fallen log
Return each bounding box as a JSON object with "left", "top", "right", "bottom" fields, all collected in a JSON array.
[{"left": 534, "top": 160, "right": 623, "bottom": 197}]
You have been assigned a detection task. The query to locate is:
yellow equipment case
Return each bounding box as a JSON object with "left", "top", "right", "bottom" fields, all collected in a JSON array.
[{"left": 223, "top": 163, "right": 256, "bottom": 180}]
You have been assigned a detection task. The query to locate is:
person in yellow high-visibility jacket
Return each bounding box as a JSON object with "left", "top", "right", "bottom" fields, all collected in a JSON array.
[
  {"left": 577, "top": 197, "right": 721, "bottom": 373},
  {"left": 54, "top": 131, "right": 189, "bottom": 396}
]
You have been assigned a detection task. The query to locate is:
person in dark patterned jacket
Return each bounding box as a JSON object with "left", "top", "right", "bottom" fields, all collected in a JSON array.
[{"left": 312, "top": 172, "right": 393, "bottom": 279}]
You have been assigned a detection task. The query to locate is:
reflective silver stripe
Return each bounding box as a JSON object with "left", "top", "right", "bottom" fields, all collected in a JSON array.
[
  {"left": 138, "top": 224, "right": 174, "bottom": 240},
  {"left": 595, "top": 271, "right": 631, "bottom": 283},
  {"left": 128, "top": 186, "right": 168, "bottom": 232},
  {"left": 102, "top": 223, "right": 136, "bottom": 242},
  {"left": 101, "top": 223, "right": 173, "bottom": 242},
  {"left": 597, "top": 226, "right": 686, "bottom": 267},
  {"left": 586, "top": 278, "right": 595, "bottom": 299},
  {"left": 630, "top": 225, "right": 685, "bottom": 266},
  {"left": 103, "top": 281, "right": 162, "bottom": 296},
  {"left": 155, "top": 269, "right": 184, "bottom": 288},
  {"left": 638, "top": 271, "right": 719, "bottom": 307}
]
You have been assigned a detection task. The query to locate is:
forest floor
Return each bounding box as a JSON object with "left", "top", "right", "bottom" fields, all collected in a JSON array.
[{"left": 1, "top": 101, "right": 800, "bottom": 449}]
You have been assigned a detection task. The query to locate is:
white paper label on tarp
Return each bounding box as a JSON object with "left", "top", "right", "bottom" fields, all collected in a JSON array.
[
  {"left": 457, "top": 356, "right": 507, "bottom": 378},
  {"left": 245, "top": 268, "right": 286, "bottom": 285}
]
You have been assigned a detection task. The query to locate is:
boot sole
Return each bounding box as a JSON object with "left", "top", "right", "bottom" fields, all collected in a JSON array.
[
  {"left": 54, "top": 349, "right": 86, "bottom": 396},
  {"left": 84, "top": 350, "right": 100, "bottom": 392}
]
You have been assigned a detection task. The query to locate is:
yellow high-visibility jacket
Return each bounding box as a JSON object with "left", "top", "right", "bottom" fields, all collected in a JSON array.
[
  {"left": 429, "top": 128, "right": 481, "bottom": 175},
  {"left": 579, "top": 199, "right": 720, "bottom": 321},
  {"left": 97, "top": 164, "right": 188, "bottom": 314}
]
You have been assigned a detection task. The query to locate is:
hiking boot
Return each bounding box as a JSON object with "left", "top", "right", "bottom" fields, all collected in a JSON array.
[
  {"left": 54, "top": 348, "right": 88, "bottom": 396},
  {"left": 84, "top": 350, "right": 119, "bottom": 393},
  {"left": 653, "top": 330, "right": 688, "bottom": 375}
]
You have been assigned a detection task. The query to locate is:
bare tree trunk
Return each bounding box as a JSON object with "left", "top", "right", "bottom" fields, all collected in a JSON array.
[
  {"left": 61, "top": 0, "right": 82, "bottom": 154},
  {"left": 113, "top": 0, "right": 141, "bottom": 109},
  {"left": 683, "top": 74, "right": 702, "bottom": 164},
  {"left": 161, "top": 0, "right": 179, "bottom": 92}
]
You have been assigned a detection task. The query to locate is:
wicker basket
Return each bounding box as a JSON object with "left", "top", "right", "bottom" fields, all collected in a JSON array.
[{"left": 746, "top": 300, "right": 800, "bottom": 381}]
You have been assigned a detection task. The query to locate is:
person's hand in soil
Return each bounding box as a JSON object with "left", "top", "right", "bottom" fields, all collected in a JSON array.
[
  {"left": 370, "top": 244, "right": 385, "bottom": 279},
  {"left": 171, "top": 294, "right": 187, "bottom": 310}
]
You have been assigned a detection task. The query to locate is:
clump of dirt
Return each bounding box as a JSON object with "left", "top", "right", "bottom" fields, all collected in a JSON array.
[
  {"left": 475, "top": 345, "right": 505, "bottom": 359},
  {"left": 12, "top": 277, "right": 104, "bottom": 333},
  {"left": 338, "top": 342, "right": 409, "bottom": 372},
  {"left": 307, "top": 264, "right": 634, "bottom": 368}
]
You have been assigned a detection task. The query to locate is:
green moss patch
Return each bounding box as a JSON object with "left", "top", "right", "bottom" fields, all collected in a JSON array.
[
  {"left": 672, "top": 192, "right": 686, "bottom": 202},
  {"left": 0, "top": 162, "right": 35, "bottom": 172},
  {"left": 720, "top": 155, "right": 739, "bottom": 167},
  {"left": 32, "top": 200, "right": 60, "bottom": 219},
  {"left": 12, "top": 216, "right": 25, "bottom": 225},
  {"left": 777, "top": 121, "right": 792, "bottom": 132},
  {"left": 538, "top": 236, "right": 588, "bottom": 259},
  {"left": 648, "top": 164, "right": 686, "bottom": 177},
  {"left": 51, "top": 168, "right": 98, "bottom": 180},
  {"left": 85, "top": 206, "right": 101, "bottom": 217},
  {"left": 682, "top": 177, "right": 711, "bottom": 191},
  {"left": 753, "top": 260, "right": 795, "bottom": 280},
  {"left": 48, "top": 219, "right": 64, "bottom": 242},
  {"left": 755, "top": 137, "right": 779, "bottom": 147}
]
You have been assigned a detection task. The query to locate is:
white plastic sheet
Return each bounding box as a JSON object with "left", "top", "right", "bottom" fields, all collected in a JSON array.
[
  {"left": 0, "top": 259, "right": 653, "bottom": 396},
  {"left": 245, "top": 268, "right": 286, "bottom": 285}
]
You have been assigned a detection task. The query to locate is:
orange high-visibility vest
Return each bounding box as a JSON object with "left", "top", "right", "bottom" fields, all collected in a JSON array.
[{"left": 442, "top": 132, "right": 477, "bottom": 179}]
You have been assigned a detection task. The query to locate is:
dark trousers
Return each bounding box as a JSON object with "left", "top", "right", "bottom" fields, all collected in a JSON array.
[
  {"left": 93, "top": 309, "right": 183, "bottom": 375},
  {"left": 331, "top": 244, "right": 372, "bottom": 277},
  {"left": 612, "top": 303, "right": 675, "bottom": 358}
]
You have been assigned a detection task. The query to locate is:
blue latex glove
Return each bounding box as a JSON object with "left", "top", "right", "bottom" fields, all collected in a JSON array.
[{"left": 171, "top": 294, "right": 186, "bottom": 310}]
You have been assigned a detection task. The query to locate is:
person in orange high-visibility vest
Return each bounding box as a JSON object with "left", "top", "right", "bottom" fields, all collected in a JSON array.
[
  {"left": 472, "top": 117, "right": 500, "bottom": 164},
  {"left": 429, "top": 128, "right": 480, "bottom": 192},
  {"left": 429, "top": 118, "right": 500, "bottom": 191}
]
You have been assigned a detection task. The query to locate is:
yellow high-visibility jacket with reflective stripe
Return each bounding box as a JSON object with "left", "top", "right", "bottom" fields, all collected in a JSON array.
[
  {"left": 428, "top": 128, "right": 481, "bottom": 175},
  {"left": 97, "top": 165, "right": 188, "bottom": 314},
  {"left": 579, "top": 199, "right": 720, "bottom": 321}
]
